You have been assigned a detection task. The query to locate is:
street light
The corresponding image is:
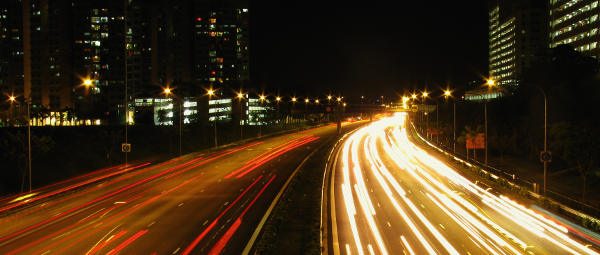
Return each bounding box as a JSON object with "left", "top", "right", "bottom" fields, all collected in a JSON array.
[
  {"left": 5, "top": 95, "right": 16, "bottom": 126},
  {"left": 484, "top": 78, "right": 495, "bottom": 165},
  {"left": 259, "top": 94, "right": 267, "bottom": 137},
  {"left": 327, "top": 95, "right": 332, "bottom": 102},
  {"left": 237, "top": 91, "right": 245, "bottom": 139},
  {"left": 336, "top": 97, "right": 342, "bottom": 103},
  {"left": 535, "top": 87, "right": 549, "bottom": 196},
  {"left": 10, "top": 94, "right": 33, "bottom": 191},
  {"left": 163, "top": 87, "right": 182, "bottom": 156},
  {"left": 422, "top": 90, "right": 429, "bottom": 137},
  {"left": 443, "top": 88, "right": 456, "bottom": 153},
  {"left": 163, "top": 87, "right": 172, "bottom": 96},
  {"left": 83, "top": 78, "right": 93, "bottom": 87},
  {"left": 207, "top": 88, "right": 217, "bottom": 147}
]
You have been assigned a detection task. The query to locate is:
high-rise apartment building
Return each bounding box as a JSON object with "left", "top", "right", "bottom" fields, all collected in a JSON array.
[
  {"left": 1, "top": 0, "right": 249, "bottom": 125},
  {"left": 488, "top": 0, "right": 548, "bottom": 90},
  {"left": 0, "top": 0, "right": 24, "bottom": 99},
  {"left": 192, "top": 5, "right": 249, "bottom": 88},
  {"left": 1, "top": 0, "right": 73, "bottom": 111},
  {"left": 549, "top": 0, "right": 600, "bottom": 57}
]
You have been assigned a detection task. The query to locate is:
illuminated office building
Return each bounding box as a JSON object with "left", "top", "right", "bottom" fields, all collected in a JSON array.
[{"left": 549, "top": 0, "right": 600, "bottom": 57}]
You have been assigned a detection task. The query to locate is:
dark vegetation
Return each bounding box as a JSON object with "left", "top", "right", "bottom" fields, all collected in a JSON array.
[{"left": 431, "top": 45, "right": 600, "bottom": 203}]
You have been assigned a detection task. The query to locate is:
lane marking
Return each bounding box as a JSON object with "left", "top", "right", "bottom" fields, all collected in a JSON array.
[{"left": 242, "top": 141, "right": 323, "bottom": 254}]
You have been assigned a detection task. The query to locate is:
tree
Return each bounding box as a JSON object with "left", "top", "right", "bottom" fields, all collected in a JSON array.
[
  {"left": 550, "top": 122, "right": 600, "bottom": 201},
  {"left": 489, "top": 128, "right": 516, "bottom": 163}
]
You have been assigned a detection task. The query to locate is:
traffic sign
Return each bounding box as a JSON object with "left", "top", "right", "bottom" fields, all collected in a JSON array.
[
  {"left": 121, "top": 143, "right": 131, "bottom": 153},
  {"left": 540, "top": 151, "right": 552, "bottom": 162}
]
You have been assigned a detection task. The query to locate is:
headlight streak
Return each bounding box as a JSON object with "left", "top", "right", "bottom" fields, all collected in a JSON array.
[
  {"left": 363, "top": 133, "right": 439, "bottom": 255},
  {"left": 384, "top": 130, "right": 526, "bottom": 254},
  {"left": 349, "top": 130, "right": 388, "bottom": 255},
  {"left": 341, "top": 137, "right": 364, "bottom": 255},
  {"left": 400, "top": 235, "right": 416, "bottom": 255},
  {"left": 389, "top": 114, "right": 599, "bottom": 255},
  {"left": 336, "top": 113, "right": 599, "bottom": 255}
]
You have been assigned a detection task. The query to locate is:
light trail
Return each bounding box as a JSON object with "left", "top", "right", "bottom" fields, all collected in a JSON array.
[{"left": 332, "top": 113, "right": 600, "bottom": 255}]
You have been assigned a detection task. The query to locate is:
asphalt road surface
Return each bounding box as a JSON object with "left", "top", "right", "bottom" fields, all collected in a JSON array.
[
  {"left": 328, "top": 113, "right": 600, "bottom": 255},
  {"left": 0, "top": 121, "right": 361, "bottom": 255}
]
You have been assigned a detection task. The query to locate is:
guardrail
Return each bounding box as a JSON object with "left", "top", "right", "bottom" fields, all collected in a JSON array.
[{"left": 409, "top": 122, "right": 600, "bottom": 230}]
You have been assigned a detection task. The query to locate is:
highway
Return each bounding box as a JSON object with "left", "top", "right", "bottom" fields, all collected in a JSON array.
[
  {"left": 0, "top": 122, "right": 360, "bottom": 255},
  {"left": 328, "top": 113, "right": 600, "bottom": 255}
]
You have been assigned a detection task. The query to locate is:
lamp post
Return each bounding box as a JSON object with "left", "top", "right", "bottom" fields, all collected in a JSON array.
[
  {"left": 259, "top": 94, "right": 266, "bottom": 136},
  {"left": 292, "top": 96, "right": 297, "bottom": 126},
  {"left": 8, "top": 95, "right": 16, "bottom": 126},
  {"left": 535, "top": 87, "right": 549, "bottom": 196},
  {"left": 443, "top": 89, "right": 455, "bottom": 152},
  {"left": 484, "top": 78, "right": 496, "bottom": 165},
  {"left": 422, "top": 91, "right": 429, "bottom": 139},
  {"left": 207, "top": 88, "right": 217, "bottom": 147},
  {"left": 276, "top": 96, "right": 281, "bottom": 127},
  {"left": 163, "top": 87, "right": 183, "bottom": 156},
  {"left": 237, "top": 91, "right": 244, "bottom": 140},
  {"left": 7, "top": 95, "right": 32, "bottom": 191},
  {"left": 304, "top": 98, "right": 309, "bottom": 120},
  {"left": 26, "top": 97, "right": 31, "bottom": 192}
]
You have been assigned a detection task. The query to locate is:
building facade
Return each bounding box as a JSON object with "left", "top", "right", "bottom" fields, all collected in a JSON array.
[
  {"left": 1, "top": 0, "right": 249, "bottom": 126},
  {"left": 549, "top": 0, "right": 600, "bottom": 57},
  {"left": 488, "top": 0, "right": 548, "bottom": 90}
]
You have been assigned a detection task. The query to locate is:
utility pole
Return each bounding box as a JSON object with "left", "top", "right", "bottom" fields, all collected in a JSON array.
[
  {"left": 124, "top": 0, "right": 129, "bottom": 166},
  {"left": 23, "top": 0, "right": 33, "bottom": 192}
]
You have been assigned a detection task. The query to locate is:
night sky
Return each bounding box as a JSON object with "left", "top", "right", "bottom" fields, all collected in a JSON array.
[{"left": 250, "top": 1, "right": 489, "bottom": 98}]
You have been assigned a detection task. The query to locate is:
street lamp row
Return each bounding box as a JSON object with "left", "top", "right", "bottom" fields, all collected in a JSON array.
[{"left": 161, "top": 87, "right": 346, "bottom": 104}]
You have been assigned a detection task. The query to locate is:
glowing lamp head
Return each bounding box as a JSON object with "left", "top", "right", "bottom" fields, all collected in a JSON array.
[
  {"left": 486, "top": 79, "right": 496, "bottom": 87},
  {"left": 292, "top": 97, "right": 297, "bottom": 102},
  {"left": 315, "top": 99, "right": 319, "bottom": 104},
  {"left": 327, "top": 95, "right": 332, "bottom": 100},
  {"left": 305, "top": 98, "right": 309, "bottom": 103},
  {"left": 83, "top": 78, "right": 93, "bottom": 87},
  {"left": 163, "top": 87, "right": 172, "bottom": 95},
  {"left": 206, "top": 88, "right": 215, "bottom": 96},
  {"left": 443, "top": 90, "right": 452, "bottom": 98},
  {"left": 8, "top": 95, "right": 16, "bottom": 102},
  {"left": 276, "top": 96, "right": 281, "bottom": 102},
  {"left": 237, "top": 92, "right": 244, "bottom": 99},
  {"left": 422, "top": 91, "right": 429, "bottom": 98},
  {"left": 259, "top": 95, "right": 266, "bottom": 101},
  {"left": 411, "top": 94, "right": 418, "bottom": 100},
  {"left": 336, "top": 97, "right": 342, "bottom": 102}
]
